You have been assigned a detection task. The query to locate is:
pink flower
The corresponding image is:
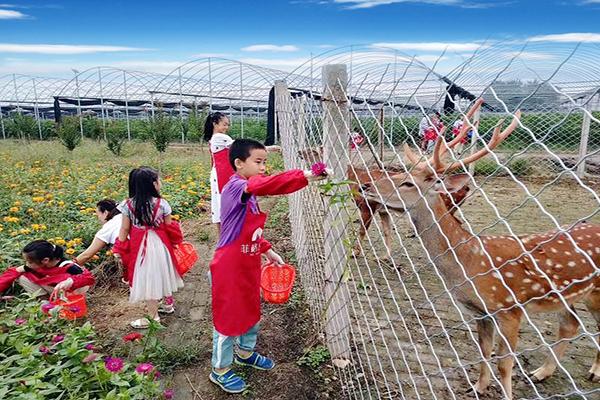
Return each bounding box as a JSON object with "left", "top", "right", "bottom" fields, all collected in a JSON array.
[
  {"left": 135, "top": 362, "right": 154, "bottom": 374},
  {"left": 15, "top": 318, "right": 26, "bottom": 325},
  {"left": 164, "top": 296, "right": 174, "bottom": 306},
  {"left": 163, "top": 389, "right": 174, "bottom": 399},
  {"left": 39, "top": 345, "right": 50, "bottom": 354},
  {"left": 84, "top": 343, "right": 95, "bottom": 351},
  {"left": 41, "top": 302, "right": 55, "bottom": 314},
  {"left": 311, "top": 162, "right": 327, "bottom": 177},
  {"left": 51, "top": 334, "right": 64, "bottom": 344},
  {"left": 82, "top": 353, "right": 98, "bottom": 364},
  {"left": 104, "top": 357, "right": 124, "bottom": 373}
]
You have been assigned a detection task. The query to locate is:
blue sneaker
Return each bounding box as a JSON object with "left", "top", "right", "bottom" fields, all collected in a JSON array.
[
  {"left": 209, "top": 369, "right": 246, "bottom": 393},
  {"left": 234, "top": 351, "right": 275, "bottom": 370}
]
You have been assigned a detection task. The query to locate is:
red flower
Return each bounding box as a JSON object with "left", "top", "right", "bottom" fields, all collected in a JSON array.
[
  {"left": 311, "top": 162, "right": 327, "bottom": 177},
  {"left": 52, "top": 334, "right": 64, "bottom": 344},
  {"left": 39, "top": 345, "right": 50, "bottom": 354},
  {"left": 104, "top": 357, "right": 124, "bottom": 373},
  {"left": 163, "top": 389, "right": 174, "bottom": 399},
  {"left": 15, "top": 318, "right": 26, "bottom": 325},
  {"left": 123, "top": 332, "right": 143, "bottom": 342},
  {"left": 84, "top": 343, "right": 95, "bottom": 351},
  {"left": 41, "top": 302, "right": 55, "bottom": 314}
]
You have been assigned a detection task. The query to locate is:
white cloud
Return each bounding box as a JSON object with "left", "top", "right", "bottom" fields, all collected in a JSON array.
[
  {"left": 0, "top": 43, "right": 151, "bottom": 54},
  {"left": 238, "top": 57, "right": 310, "bottom": 71},
  {"left": 528, "top": 32, "right": 600, "bottom": 43},
  {"left": 241, "top": 44, "right": 300, "bottom": 52},
  {"left": 0, "top": 59, "right": 184, "bottom": 76},
  {"left": 502, "top": 51, "right": 555, "bottom": 61},
  {"left": 333, "top": 0, "right": 476, "bottom": 9},
  {"left": 0, "top": 9, "right": 27, "bottom": 18},
  {"left": 316, "top": 44, "right": 336, "bottom": 49},
  {"left": 190, "top": 52, "right": 233, "bottom": 58},
  {"left": 371, "top": 41, "right": 487, "bottom": 52}
]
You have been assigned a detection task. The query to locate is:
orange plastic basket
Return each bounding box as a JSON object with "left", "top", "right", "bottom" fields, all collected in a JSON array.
[
  {"left": 260, "top": 263, "right": 296, "bottom": 304},
  {"left": 174, "top": 242, "right": 199, "bottom": 276},
  {"left": 50, "top": 291, "right": 88, "bottom": 320}
]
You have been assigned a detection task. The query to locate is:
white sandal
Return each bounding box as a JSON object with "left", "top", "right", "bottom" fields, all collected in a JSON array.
[{"left": 130, "top": 316, "right": 160, "bottom": 329}]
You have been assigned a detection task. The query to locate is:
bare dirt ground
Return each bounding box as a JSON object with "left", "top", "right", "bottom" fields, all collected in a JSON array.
[
  {"left": 88, "top": 197, "right": 342, "bottom": 400},
  {"left": 344, "top": 176, "right": 600, "bottom": 399}
]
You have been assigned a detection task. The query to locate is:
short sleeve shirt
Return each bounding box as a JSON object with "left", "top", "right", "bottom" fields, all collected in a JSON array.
[
  {"left": 94, "top": 213, "right": 123, "bottom": 245},
  {"left": 117, "top": 198, "right": 172, "bottom": 227}
]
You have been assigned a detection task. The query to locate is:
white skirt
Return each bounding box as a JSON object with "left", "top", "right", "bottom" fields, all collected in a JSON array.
[
  {"left": 129, "top": 230, "right": 184, "bottom": 303},
  {"left": 210, "top": 166, "right": 221, "bottom": 224}
]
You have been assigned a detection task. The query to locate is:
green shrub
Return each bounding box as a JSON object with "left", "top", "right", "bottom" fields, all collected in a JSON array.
[
  {"left": 57, "top": 116, "right": 82, "bottom": 151},
  {"left": 105, "top": 122, "right": 128, "bottom": 156},
  {"left": 473, "top": 158, "right": 501, "bottom": 176},
  {"left": 147, "top": 110, "right": 176, "bottom": 153},
  {"left": 82, "top": 116, "right": 103, "bottom": 140},
  {"left": 508, "top": 157, "right": 531, "bottom": 176}
]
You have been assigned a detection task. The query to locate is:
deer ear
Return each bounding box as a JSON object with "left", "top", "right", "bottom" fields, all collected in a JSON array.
[{"left": 434, "top": 174, "right": 471, "bottom": 194}]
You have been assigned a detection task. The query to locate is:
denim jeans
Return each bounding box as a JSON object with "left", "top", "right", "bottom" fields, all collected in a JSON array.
[{"left": 211, "top": 323, "right": 260, "bottom": 369}]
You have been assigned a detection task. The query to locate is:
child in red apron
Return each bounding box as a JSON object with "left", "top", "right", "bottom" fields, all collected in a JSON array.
[
  {"left": 208, "top": 138, "right": 329, "bottom": 393},
  {"left": 204, "top": 112, "right": 235, "bottom": 231},
  {"left": 0, "top": 240, "right": 94, "bottom": 296},
  {"left": 113, "top": 167, "right": 184, "bottom": 329}
]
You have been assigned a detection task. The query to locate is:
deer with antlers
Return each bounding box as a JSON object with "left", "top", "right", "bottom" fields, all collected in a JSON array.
[
  {"left": 362, "top": 99, "right": 600, "bottom": 399},
  {"left": 298, "top": 115, "right": 477, "bottom": 255}
]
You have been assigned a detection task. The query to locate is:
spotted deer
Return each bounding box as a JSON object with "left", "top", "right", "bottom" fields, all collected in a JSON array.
[{"left": 362, "top": 100, "right": 600, "bottom": 399}]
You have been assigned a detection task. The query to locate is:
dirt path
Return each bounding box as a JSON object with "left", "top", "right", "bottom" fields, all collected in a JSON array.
[{"left": 88, "top": 197, "right": 342, "bottom": 400}]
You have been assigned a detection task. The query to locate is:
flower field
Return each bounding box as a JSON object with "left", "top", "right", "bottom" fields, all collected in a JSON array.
[
  {"left": 0, "top": 140, "right": 212, "bottom": 399},
  {"left": 0, "top": 140, "right": 211, "bottom": 273}
]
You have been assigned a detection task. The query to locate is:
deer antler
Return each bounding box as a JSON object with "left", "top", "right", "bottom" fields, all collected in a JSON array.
[{"left": 442, "top": 110, "right": 521, "bottom": 173}]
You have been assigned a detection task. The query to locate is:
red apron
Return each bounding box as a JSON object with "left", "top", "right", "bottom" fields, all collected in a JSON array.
[
  {"left": 210, "top": 204, "right": 267, "bottom": 336},
  {"left": 211, "top": 148, "right": 235, "bottom": 193}
]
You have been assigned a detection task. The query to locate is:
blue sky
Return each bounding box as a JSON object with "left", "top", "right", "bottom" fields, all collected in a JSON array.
[{"left": 0, "top": 0, "right": 599, "bottom": 77}]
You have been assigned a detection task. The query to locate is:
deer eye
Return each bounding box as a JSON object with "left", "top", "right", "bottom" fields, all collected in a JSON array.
[{"left": 400, "top": 181, "right": 415, "bottom": 188}]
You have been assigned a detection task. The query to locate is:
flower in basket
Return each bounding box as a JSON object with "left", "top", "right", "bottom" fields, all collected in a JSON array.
[
  {"left": 69, "top": 305, "right": 81, "bottom": 313},
  {"left": 135, "top": 362, "right": 154, "bottom": 374},
  {"left": 163, "top": 389, "right": 174, "bottom": 400},
  {"left": 52, "top": 334, "right": 65, "bottom": 344},
  {"left": 311, "top": 162, "right": 328, "bottom": 177},
  {"left": 104, "top": 357, "right": 124, "bottom": 373},
  {"left": 123, "top": 332, "right": 144, "bottom": 342},
  {"left": 15, "top": 318, "right": 26, "bottom": 325}
]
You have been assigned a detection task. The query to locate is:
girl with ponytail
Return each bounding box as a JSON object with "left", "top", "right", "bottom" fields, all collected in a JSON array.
[
  {"left": 204, "top": 112, "right": 234, "bottom": 232},
  {"left": 113, "top": 166, "right": 184, "bottom": 329}
]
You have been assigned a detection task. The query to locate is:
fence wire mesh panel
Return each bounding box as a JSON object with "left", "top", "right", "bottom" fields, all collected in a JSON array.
[{"left": 279, "top": 43, "right": 600, "bottom": 400}]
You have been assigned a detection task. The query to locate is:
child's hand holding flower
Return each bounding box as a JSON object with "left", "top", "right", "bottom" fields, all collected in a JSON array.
[{"left": 304, "top": 162, "right": 333, "bottom": 181}]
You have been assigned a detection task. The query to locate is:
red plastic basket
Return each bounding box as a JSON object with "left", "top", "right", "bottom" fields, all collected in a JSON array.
[
  {"left": 173, "top": 242, "right": 199, "bottom": 276},
  {"left": 49, "top": 291, "right": 87, "bottom": 320},
  {"left": 260, "top": 263, "right": 296, "bottom": 304}
]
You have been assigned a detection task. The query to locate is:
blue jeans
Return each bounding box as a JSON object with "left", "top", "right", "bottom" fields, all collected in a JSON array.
[{"left": 212, "top": 323, "right": 260, "bottom": 369}]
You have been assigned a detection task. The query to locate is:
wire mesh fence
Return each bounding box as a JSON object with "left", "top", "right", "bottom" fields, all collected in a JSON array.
[{"left": 278, "top": 44, "right": 600, "bottom": 400}]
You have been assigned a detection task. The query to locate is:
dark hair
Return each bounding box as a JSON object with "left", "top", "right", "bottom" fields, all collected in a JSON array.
[
  {"left": 23, "top": 240, "right": 64, "bottom": 262},
  {"left": 203, "top": 112, "right": 228, "bottom": 142},
  {"left": 96, "top": 199, "right": 121, "bottom": 221},
  {"left": 229, "top": 139, "right": 266, "bottom": 170},
  {"left": 127, "top": 167, "right": 161, "bottom": 227}
]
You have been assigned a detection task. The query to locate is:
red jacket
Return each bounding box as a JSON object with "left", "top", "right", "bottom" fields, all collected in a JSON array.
[{"left": 0, "top": 260, "right": 95, "bottom": 294}]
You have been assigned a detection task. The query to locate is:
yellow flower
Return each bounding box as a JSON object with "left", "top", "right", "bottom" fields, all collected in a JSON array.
[
  {"left": 32, "top": 196, "right": 44, "bottom": 203},
  {"left": 55, "top": 239, "right": 66, "bottom": 246},
  {"left": 73, "top": 238, "right": 83, "bottom": 245},
  {"left": 172, "top": 214, "right": 180, "bottom": 221},
  {"left": 27, "top": 208, "right": 35, "bottom": 213},
  {"left": 106, "top": 250, "right": 113, "bottom": 257},
  {"left": 19, "top": 228, "right": 31, "bottom": 235},
  {"left": 66, "top": 248, "right": 76, "bottom": 255},
  {"left": 3, "top": 216, "right": 19, "bottom": 223},
  {"left": 9, "top": 207, "right": 19, "bottom": 213},
  {"left": 13, "top": 201, "right": 22, "bottom": 206},
  {"left": 58, "top": 201, "right": 65, "bottom": 207}
]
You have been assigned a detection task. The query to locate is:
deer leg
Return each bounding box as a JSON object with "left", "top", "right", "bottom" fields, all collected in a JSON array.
[
  {"left": 530, "top": 306, "right": 579, "bottom": 382},
  {"left": 496, "top": 311, "right": 522, "bottom": 400},
  {"left": 378, "top": 210, "right": 392, "bottom": 251},
  {"left": 354, "top": 201, "right": 374, "bottom": 256},
  {"left": 584, "top": 290, "right": 600, "bottom": 382},
  {"left": 474, "top": 317, "right": 495, "bottom": 394}
]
